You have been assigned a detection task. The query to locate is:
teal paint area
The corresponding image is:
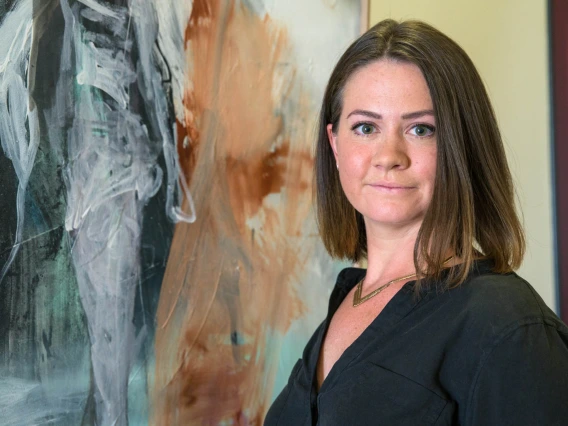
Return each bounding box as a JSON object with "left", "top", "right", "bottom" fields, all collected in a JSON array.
[{"left": 0, "top": 228, "right": 91, "bottom": 425}]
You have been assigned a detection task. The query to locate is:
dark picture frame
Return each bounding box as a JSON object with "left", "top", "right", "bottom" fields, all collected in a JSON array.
[{"left": 550, "top": 0, "right": 568, "bottom": 322}]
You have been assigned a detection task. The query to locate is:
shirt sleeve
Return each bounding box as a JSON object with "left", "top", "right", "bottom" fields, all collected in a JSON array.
[{"left": 466, "top": 320, "right": 568, "bottom": 426}]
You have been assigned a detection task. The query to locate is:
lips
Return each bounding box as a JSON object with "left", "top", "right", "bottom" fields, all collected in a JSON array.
[{"left": 368, "top": 182, "right": 415, "bottom": 192}]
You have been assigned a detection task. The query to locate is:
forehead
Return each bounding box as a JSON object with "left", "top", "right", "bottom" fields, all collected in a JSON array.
[{"left": 342, "top": 60, "right": 433, "bottom": 113}]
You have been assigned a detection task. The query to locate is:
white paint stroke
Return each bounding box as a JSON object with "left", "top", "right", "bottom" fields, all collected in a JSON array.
[
  {"left": 153, "top": 0, "right": 192, "bottom": 125},
  {"left": 78, "top": 0, "right": 121, "bottom": 19},
  {"left": 0, "top": 0, "right": 40, "bottom": 284},
  {"left": 59, "top": 2, "right": 148, "bottom": 424},
  {"left": 57, "top": 0, "right": 194, "bottom": 424},
  {"left": 130, "top": 0, "right": 195, "bottom": 224}
]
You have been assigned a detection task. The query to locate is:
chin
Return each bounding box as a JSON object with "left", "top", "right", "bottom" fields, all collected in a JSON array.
[{"left": 359, "top": 206, "right": 426, "bottom": 229}]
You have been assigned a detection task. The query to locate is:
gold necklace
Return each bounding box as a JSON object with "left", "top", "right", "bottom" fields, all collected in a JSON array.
[
  {"left": 352, "top": 272, "right": 416, "bottom": 307},
  {"left": 353, "top": 257, "right": 453, "bottom": 307}
]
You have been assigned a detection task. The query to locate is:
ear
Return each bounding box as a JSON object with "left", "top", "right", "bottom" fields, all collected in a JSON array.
[{"left": 327, "top": 123, "right": 339, "bottom": 162}]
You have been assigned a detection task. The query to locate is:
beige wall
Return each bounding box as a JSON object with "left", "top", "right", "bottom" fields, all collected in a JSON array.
[{"left": 369, "top": 1, "right": 556, "bottom": 310}]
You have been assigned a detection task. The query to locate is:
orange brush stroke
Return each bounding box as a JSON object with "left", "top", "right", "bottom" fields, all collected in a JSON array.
[{"left": 153, "top": 1, "right": 315, "bottom": 424}]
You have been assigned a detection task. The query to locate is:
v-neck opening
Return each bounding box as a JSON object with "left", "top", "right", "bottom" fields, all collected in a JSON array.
[
  {"left": 312, "top": 271, "right": 423, "bottom": 396},
  {"left": 310, "top": 259, "right": 496, "bottom": 399}
]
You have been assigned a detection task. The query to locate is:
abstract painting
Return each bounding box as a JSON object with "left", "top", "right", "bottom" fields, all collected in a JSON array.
[{"left": 0, "top": 0, "right": 364, "bottom": 424}]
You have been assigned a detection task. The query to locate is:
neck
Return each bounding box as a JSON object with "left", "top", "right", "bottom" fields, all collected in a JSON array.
[{"left": 362, "top": 220, "right": 421, "bottom": 286}]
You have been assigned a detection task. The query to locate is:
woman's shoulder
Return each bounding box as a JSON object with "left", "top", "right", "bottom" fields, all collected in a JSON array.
[
  {"left": 335, "top": 266, "right": 366, "bottom": 290},
  {"left": 447, "top": 260, "right": 567, "bottom": 339},
  {"left": 332, "top": 266, "right": 367, "bottom": 297},
  {"left": 456, "top": 264, "right": 568, "bottom": 424}
]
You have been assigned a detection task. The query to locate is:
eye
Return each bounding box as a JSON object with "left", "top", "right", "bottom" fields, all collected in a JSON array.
[
  {"left": 352, "top": 122, "right": 376, "bottom": 135},
  {"left": 409, "top": 124, "right": 435, "bottom": 137}
]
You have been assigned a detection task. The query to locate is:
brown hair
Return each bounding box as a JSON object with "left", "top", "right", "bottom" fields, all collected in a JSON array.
[{"left": 314, "top": 19, "right": 525, "bottom": 287}]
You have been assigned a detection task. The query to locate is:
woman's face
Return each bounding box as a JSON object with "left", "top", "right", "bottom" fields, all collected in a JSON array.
[{"left": 327, "top": 60, "right": 437, "bottom": 232}]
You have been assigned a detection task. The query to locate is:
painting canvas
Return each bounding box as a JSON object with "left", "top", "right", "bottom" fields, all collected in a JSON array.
[{"left": 0, "top": 0, "right": 364, "bottom": 424}]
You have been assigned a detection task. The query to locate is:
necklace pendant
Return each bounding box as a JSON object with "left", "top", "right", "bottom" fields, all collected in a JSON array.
[
  {"left": 352, "top": 271, "right": 418, "bottom": 307},
  {"left": 353, "top": 281, "right": 364, "bottom": 307},
  {"left": 352, "top": 279, "right": 392, "bottom": 307}
]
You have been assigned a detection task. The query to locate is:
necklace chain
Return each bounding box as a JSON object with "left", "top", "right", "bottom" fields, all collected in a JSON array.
[
  {"left": 352, "top": 272, "right": 416, "bottom": 307},
  {"left": 353, "top": 257, "right": 453, "bottom": 307}
]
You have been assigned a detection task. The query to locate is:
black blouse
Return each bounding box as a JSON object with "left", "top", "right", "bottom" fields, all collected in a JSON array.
[{"left": 264, "top": 260, "right": 568, "bottom": 425}]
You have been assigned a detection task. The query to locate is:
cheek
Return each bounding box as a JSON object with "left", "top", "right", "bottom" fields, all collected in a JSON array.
[
  {"left": 422, "top": 153, "right": 437, "bottom": 194},
  {"left": 413, "top": 147, "right": 437, "bottom": 177},
  {"left": 427, "top": 150, "right": 437, "bottom": 179},
  {"left": 336, "top": 149, "right": 361, "bottom": 192},
  {"left": 338, "top": 143, "right": 368, "bottom": 174}
]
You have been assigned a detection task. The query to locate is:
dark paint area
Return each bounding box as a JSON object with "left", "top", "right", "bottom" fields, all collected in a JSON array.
[
  {"left": 0, "top": 152, "right": 18, "bottom": 255},
  {"left": 135, "top": 150, "right": 175, "bottom": 354},
  {"left": 0, "top": 226, "right": 88, "bottom": 379},
  {"left": 0, "top": 0, "right": 17, "bottom": 22}
]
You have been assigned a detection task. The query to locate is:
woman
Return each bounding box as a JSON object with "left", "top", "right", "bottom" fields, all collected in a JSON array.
[{"left": 264, "top": 19, "right": 568, "bottom": 425}]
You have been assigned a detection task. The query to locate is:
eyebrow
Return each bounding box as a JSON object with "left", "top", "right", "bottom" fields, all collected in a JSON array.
[{"left": 346, "top": 109, "right": 435, "bottom": 120}]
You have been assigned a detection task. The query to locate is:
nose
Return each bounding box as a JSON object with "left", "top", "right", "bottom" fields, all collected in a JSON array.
[{"left": 372, "top": 130, "right": 410, "bottom": 171}]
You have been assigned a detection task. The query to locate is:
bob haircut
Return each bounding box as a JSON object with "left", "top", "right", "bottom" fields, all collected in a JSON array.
[{"left": 315, "top": 19, "right": 525, "bottom": 287}]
